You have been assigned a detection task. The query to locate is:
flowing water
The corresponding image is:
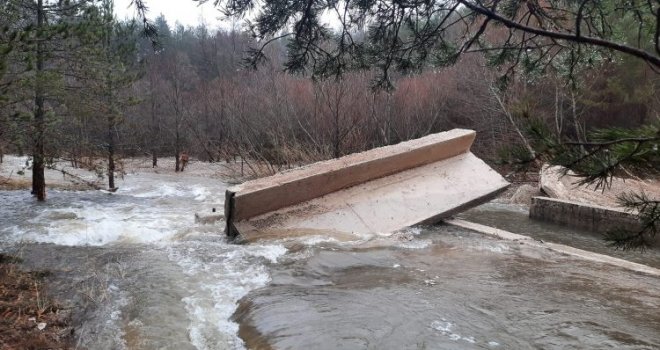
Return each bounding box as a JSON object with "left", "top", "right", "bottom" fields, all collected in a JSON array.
[
  {"left": 458, "top": 202, "right": 660, "bottom": 269},
  {"left": 1, "top": 173, "right": 659, "bottom": 349}
]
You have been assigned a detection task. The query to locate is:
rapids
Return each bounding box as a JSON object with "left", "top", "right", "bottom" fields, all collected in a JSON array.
[{"left": 1, "top": 171, "right": 659, "bottom": 349}]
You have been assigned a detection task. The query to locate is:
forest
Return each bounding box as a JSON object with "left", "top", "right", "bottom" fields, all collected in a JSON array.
[
  {"left": 1, "top": 0, "right": 659, "bottom": 245},
  {"left": 1, "top": 2, "right": 660, "bottom": 348}
]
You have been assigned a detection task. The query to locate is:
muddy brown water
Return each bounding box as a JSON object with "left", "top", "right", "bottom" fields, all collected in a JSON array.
[
  {"left": 1, "top": 174, "right": 659, "bottom": 349},
  {"left": 233, "top": 226, "right": 660, "bottom": 349}
]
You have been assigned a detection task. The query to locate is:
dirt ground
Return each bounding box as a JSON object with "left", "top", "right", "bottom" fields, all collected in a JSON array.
[
  {"left": 0, "top": 254, "right": 74, "bottom": 350},
  {"left": 540, "top": 165, "right": 660, "bottom": 210},
  {"left": 0, "top": 155, "right": 103, "bottom": 191}
]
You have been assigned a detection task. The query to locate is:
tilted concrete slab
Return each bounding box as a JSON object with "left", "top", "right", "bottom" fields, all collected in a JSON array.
[{"left": 225, "top": 129, "right": 510, "bottom": 240}]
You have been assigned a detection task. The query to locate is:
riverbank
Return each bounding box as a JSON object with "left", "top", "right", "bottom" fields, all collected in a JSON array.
[
  {"left": 0, "top": 253, "right": 74, "bottom": 349},
  {"left": 0, "top": 155, "right": 257, "bottom": 192},
  {"left": 492, "top": 165, "right": 660, "bottom": 210}
]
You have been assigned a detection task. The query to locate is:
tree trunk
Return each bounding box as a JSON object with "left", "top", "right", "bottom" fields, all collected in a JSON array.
[
  {"left": 334, "top": 109, "right": 340, "bottom": 158},
  {"left": 490, "top": 86, "right": 536, "bottom": 159},
  {"left": 107, "top": 118, "right": 115, "bottom": 189},
  {"left": 570, "top": 90, "right": 585, "bottom": 143},
  {"left": 105, "top": 14, "right": 116, "bottom": 191},
  {"left": 554, "top": 84, "right": 564, "bottom": 141},
  {"left": 150, "top": 77, "right": 158, "bottom": 168},
  {"left": 175, "top": 128, "right": 180, "bottom": 172},
  {"left": 32, "top": 0, "right": 46, "bottom": 201}
]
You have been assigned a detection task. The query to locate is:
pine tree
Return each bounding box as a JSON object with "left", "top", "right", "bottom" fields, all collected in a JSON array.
[
  {"left": 95, "top": 0, "right": 140, "bottom": 190},
  {"left": 1, "top": 0, "right": 105, "bottom": 200}
]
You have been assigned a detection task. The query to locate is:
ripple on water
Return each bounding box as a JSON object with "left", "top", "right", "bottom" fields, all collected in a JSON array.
[{"left": 232, "top": 229, "right": 660, "bottom": 350}]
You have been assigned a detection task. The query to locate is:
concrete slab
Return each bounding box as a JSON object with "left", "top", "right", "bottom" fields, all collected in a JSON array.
[
  {"left": 225, "top": 129, "right": 509, "bottom": 240},
  {"left": 226, "top": 129, "right": 476, "bottom": 222},
  {"left": 231, "top": 153, "right": 508, "bottom": 240}
]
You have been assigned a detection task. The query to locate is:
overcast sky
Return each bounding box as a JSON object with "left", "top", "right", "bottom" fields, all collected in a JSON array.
[
  {"left": 113, "top": 0, "right": 340, "bottom": 31},
  {"left": 114, "top": 0, "right": 230, "bottom": 29}
]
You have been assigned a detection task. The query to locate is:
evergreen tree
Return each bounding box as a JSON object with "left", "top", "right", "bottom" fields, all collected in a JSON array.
[
  {"left": 1, "top": 0, "right": 104, "bottom": 200},
  {"left": 94, "top": 0, "right": 140, "bottom": 190}
]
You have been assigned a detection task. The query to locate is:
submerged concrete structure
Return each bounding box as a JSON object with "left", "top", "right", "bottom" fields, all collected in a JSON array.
[
  {"left": 225, "top": 129, "right": 509, "bottom": 240},
  {"left": 529, "top": 196, "right": 641, "bottom": 233},
  {"left": 447, "top": 219, "right": 660, "bottom": 277}
]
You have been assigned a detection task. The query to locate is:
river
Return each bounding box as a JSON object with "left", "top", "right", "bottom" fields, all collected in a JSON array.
[{"left": 1, "top": 172, "right": 659, "bottom": 349}]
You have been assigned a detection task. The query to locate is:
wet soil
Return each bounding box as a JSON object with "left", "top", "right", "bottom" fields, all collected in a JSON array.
[{"left": 0, "top": 253, "right": 74, "bottom": 350}]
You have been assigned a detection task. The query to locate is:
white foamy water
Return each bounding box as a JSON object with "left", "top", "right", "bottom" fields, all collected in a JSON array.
[
  {"left": 1, "top": 173, "right": 228, "bottom": 246},
  {"left": 128, "top": 183, "right": 190, "bottom": 198},
  {"left": 18, "top": 203, "right": 187, "bottom": 246},
  {"left": 169, "top": 242, "right": 287, "bottom": 349},
  {"left": 302, "top": 227, "right": 434, "bottom": 250},
  {"left": 431, "top": 318, "right": 481, "bottom": 345},
  {"left": 0, "top": 171, "right": 291, "bottom": 349}
]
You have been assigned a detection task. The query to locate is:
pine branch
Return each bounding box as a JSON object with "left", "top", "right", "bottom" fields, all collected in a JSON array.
[
  {"left": 458, "top": 0, "right": 660, "bottom": 69},
  {"left": 605, "top": 191, "right": 660, "bottom": 250},
  {"left": 129, "top": 0, "right": 158, "bottom": 48},
  {"left": 553, "top": 124, "right": 660, "bottom": 190},
  {"left": 522, "top": 121, "right": 659, "bottom": 251}
]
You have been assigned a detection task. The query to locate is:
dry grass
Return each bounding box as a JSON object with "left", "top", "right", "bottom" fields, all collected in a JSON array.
[
  {"left": 0, "top": 176, "right": 31, "bottom": 191},
  {"left": 0, "top": 254, "right": 74, "bottom": 350},
  {"left": 0, "top": 176, "right": 91, "bottom": 192}
]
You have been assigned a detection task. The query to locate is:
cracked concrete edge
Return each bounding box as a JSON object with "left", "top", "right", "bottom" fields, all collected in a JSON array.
[
  {"left": 445, "top": 219, "right": 660, "bottom": 277},
  {"left": 531, "top": 196, "right": 631, "bottom": 214},
  {"left": 415, "top": 184, "right": 511, "bottom": 226}
]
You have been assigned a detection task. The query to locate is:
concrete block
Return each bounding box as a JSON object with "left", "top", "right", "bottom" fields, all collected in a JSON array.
[
  {"left": 529, "top": 196, "right": 642, "bottom": 233},
  {"left": 225, "top": 129, "right": 510, "bottom": 240}
]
